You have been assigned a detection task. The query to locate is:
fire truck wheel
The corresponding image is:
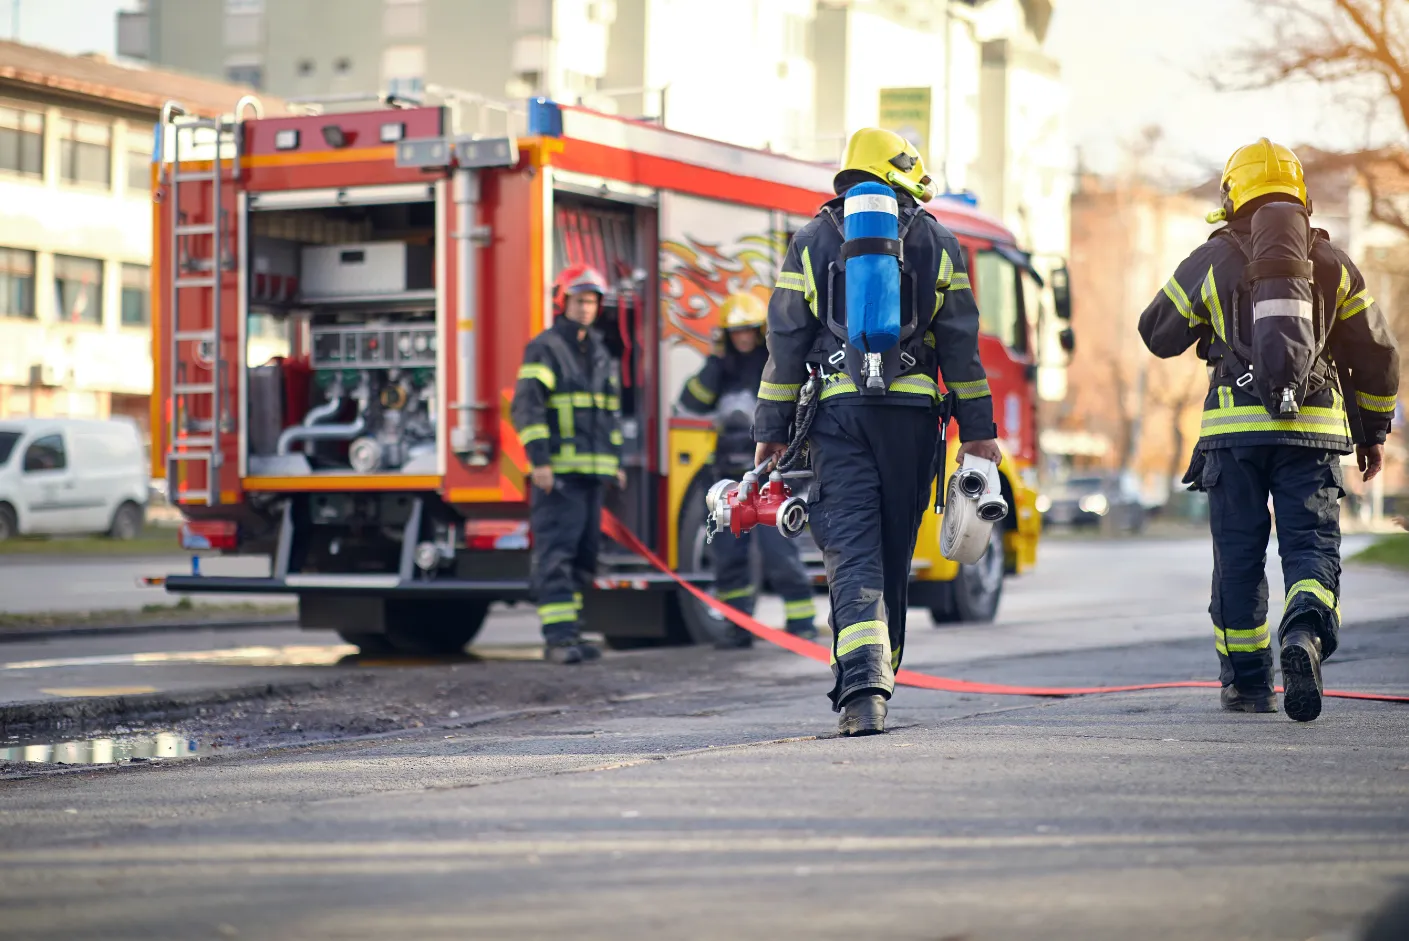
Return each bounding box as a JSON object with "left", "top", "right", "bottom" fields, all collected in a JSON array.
[
  {"left": 929, "top": 525, "right": 1004, "bottom": 625},
  {"left": 674, "top": 481, "right": 732, "bottom": 646},
  {"left": 0, "top": 503, "right": 15, "bottom": 542},
  {"left": 339, "top": 599, "right": 492, "bottom": 656},
  {"left": 106, "top": 502, "right": 145, "bottom": 541}
]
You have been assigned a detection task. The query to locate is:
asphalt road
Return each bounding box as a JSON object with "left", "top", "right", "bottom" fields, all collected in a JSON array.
[{"left": 0, "top": 538, "right": 1407, "bottom": 940}]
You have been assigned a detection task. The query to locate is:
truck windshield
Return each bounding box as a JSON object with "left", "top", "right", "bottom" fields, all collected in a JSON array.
[
  {"left": 0, "top": 432, "right": 18, "bottom": 466},
  {"left": 975, "top": 249, "right": 1028, "bottom": 354}
]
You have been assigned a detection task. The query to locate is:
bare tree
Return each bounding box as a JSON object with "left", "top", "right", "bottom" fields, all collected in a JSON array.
[{"left": 1222, "top": 0, "right": 1409, "bottom": 235}]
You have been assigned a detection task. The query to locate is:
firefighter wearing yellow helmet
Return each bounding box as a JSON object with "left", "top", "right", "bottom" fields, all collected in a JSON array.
[
  {"left": 1140, "top": 138, "right": 1400, "bottom": 721},
  {"left": 755, "top": 127, "right": 1000, "bottom": 735},
  {"left": 679, "top": 291, "right": 817, "bottom": 644}
]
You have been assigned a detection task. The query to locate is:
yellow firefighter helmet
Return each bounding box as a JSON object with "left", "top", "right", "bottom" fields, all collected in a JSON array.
[
  {"left": 1212, "top": 138, "right": 1308, "bottom": 222},
  {"left": 720, "top": 292, "right": 766, "bottom": 331},
  {"left": 837, "top": 127, "right": 936, "bottom": 202}
]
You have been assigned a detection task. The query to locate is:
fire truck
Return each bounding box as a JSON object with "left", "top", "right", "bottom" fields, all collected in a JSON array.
[{"left": 151, "top": 92, "right": 1063, "bottom": 654}]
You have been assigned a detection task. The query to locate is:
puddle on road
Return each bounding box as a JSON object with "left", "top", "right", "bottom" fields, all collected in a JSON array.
[{"left": 0, "top": 731, "right": 217, "bottom": 766}]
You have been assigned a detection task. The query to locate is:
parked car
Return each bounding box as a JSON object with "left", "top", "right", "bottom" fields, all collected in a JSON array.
[
  {"left": 0, "top": 418, "right": 148, "bottom": 542},
  {"left": 1038, "top": 473, "right": 1146, "bottom": 533}
]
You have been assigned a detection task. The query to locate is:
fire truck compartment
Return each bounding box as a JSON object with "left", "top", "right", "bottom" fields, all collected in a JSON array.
[{"left": 244, "top": 196, "right": 441, "bottom": 479}]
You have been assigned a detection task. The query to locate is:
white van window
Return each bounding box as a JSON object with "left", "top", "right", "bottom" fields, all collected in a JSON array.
[
  {"left": 22, "top": 435, "right": 66, "bottom": 472},
  {"left": 0, "top": 431, "right": 19, "bottom": 466}
]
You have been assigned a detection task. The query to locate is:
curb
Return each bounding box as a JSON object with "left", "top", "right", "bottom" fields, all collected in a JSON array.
[
  {"left": 0, "top": 615, "right": 298, "bottom": 644},
  {"left": 0, "top": 676, "right": 355, "bottom": 737}
]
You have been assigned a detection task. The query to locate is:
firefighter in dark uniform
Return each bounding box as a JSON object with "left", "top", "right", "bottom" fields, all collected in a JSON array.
[
  {"left": 679, "top": 292, "right": 818, "bottom": 646},
  {"left": 1140, "top": 139, "right": 1400, "bottom": 721},
  {"left": 511, "top": 264, "right": 626, "bottom": 664},
  {"left": 754, "top": 128, "right": 1002, "bottom": 735}
]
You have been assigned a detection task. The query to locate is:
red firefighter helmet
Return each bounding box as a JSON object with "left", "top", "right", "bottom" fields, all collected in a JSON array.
[{"left": 552, "top": 264, "right": 609, "bottom": 316}]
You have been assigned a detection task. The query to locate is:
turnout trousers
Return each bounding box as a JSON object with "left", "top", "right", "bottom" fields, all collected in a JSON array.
[
  {"left": 807, "top": 404, "right": 939, "bottom": 709},
  {"left": 529, "top": 475, "right": 604, "bottom": 644},
  {"left": 712, "top": 522, "right": 817, "bottom": 634},
  {"left": 1201, "top": 445, "right": 1345, "bottom": 689}
]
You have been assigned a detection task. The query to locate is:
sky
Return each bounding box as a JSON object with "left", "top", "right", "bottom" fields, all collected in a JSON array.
[{"left": 4, "top": 0, "right": 1389, "bottom": 183}]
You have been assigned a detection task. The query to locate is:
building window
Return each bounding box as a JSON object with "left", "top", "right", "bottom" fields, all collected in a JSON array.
[
  {"left": 226, "top": 62, "right": 264, "bottom": 89},
  {"left": 54, "top": 255, "right": 105, "bottom": 327},
  {"left": 0, "top": 105, "right": 44, "bottom": 178},
  {"left": 384, "top": 0, "right": 425, "bottom": 38},
  {"left": 0, "top": 248, "right": 36, "bottom": 320},
  {"left": 127, "top": 124, "right": 153, "bottom": 193},
  {"left": 59, "top": 117, "right": 113, "bottom": 188},
  {"left": 382, "top": 45, "right": 426, "bottom": 101},
  {"left": 225, "top": 0, "right": 263, "bottom": 47},
  {"left": 121, "top": 264, "right": 150, "bottom": 327}
]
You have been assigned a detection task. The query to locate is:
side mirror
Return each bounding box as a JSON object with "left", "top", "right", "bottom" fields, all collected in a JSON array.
[
  {"left": 1051, "top": 265, "right": 1072, "bottom": 321},
  {"left": 1059, "top": 327, "right": 1075, "bottom": 354}
]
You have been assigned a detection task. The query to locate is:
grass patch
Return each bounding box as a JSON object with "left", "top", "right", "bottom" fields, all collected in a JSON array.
[
  {"left": 0, "top": 601, "right": 295, "bottom": 633},
  {"left": 0, "top": 529, "right": 191, "bottom": 557},
  {"left": 1351, "top": 533, "right": 1409, "bottom": 570}
]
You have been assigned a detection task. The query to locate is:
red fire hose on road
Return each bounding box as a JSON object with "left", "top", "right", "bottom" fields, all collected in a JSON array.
[{"left": 601, "top": 512, "right": 1409, "bottom": 704}]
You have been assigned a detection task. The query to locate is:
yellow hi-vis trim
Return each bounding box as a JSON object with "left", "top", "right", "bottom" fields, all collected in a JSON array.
[
  {"left": 538, "top": 602, "right": 578, "bottom": 625},
  {"left": 686, "top": 376, "right": 718, "bottom": 406},
  {"left": 801, "top": 246, "right": 819, "bottom": 317},
  {"left": 1336, "top": 265, "right": 1351, "bottom": 310},
  {"left": 1338, "top": 289, "right": 1374, "bottom": 320},
  {"left": 517, "top": 362, "right": 556, "bottom": 390},
  {"left": 549, "top": 452, "right": 620, "bottom": 475},
  {"left": 609, "top": 428, "right": 624, "bottom": 446},
  {"left": 517, "top": 423, "right": 549, "bottom": 444},
  {"left": 759, "top": 381, "right": 801, "bottom": 402},
  {"left": 1199, "top": 267, "right": 1222, "bottom": 337},
  {"left": 1356, "top": 390, "right": 1397, "bottom": 413},
  {"left": 937, "top": 249, "right": 954, "bottom": 287},
  {"left": 948, "top": 378, "right": 990, "bottom": 400},
  {"left": 1163, "top": 276, "right": 1193, "bottom": 322},
  {"left": 717, "top": 586, "right": 755, "bottom": 602},
  {"left": 949, "top": 272, "right": 971, "bottom": 291},
  {"left": 1286, "top": 578, "right": 1338, "bottom": 611},
  {"left": 1200, "top": 404, "right": 1350, "bottom": 439},
  {"left": 784, "top": 598, "right": 816, "bottom": 620},
  {"left": 834, "top": 619, "right": 890, "bottom": 659},
  {"left": 818, "top": 373, "right": 938, "bottom": 401},
  {"left": 1217, "top": 386, "right": 1233, "bottom": 409},
  {"left": 573, "top": 592, "right": 583, "bottom": 611},
  {"left": 1215, "top": 622, "right": 1270, "bottom": 656},
  {"left": 776, "top": 271, "right": 807, "bottom": 293}
]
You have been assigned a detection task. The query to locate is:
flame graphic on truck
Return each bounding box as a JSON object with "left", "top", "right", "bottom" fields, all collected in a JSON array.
[{"left": 659, "top": 232, "right": 787, "bottom": 353}]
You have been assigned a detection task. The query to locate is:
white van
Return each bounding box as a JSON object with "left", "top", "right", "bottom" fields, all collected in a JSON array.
[{"left": 0, "top": 418, "right": 148, "bottom": 541}]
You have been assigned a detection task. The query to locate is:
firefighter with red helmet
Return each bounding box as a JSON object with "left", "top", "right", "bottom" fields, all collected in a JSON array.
[{"left": 511, "top": 264, "right": 626, "bottom": 664}]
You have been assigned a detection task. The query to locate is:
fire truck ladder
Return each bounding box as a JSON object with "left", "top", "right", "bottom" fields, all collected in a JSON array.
[{"left": 158, "top": 97, "right": 260, "bottom": 506}]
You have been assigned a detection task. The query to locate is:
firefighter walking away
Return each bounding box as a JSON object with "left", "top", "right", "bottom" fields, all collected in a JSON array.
[
  {"left": 1139, "top": 139, "right": 1400, "bottom": 721},
  {"left": 754, "top": 128, "right": 1002, "bottom": 735},
  {"left": 511, "top": 265, "right": 627, "bottom": 664},
  {"left": 680, "top": 293, "right": 818, "bottom": 647}
]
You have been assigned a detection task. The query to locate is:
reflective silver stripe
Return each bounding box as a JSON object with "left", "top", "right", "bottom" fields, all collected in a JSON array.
[
  {"left": 1253, "top": 298, "right": 1313, "bottom": 321},
  {"left": 844, "top": 193, "right": 898, "bottom": 216}
]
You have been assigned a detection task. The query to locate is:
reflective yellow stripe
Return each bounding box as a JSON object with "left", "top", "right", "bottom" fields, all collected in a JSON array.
[
  {"left": 573, "top": 592, "right": 583, "bottom": 610},
  {"left": 718, "top": 586, "right": 755, "bottom": 602},
  {"left": 1217, "top": 386, "right": 1233, "bottom": 410},
  {"left": 775, "top": 271, "right": 807, "bottom": 292},
  {"left": 1163, "top": 277, "right": 1193, "bottom": 322},
  {"left": 1336, "top": 265, "right": 1351, "bottom": 311},
  {"left": 801, "top": 246, "right": 819, "bottom": 317},
  {"left": 759, "top": 381, "right": 801, "bottom": 402},
  {"left": 937, "top": 249, "right": 954, "bottom": 286},
  {"left": 923, "top": 331, "right": 936, "bottom": 348},
  {"left": 517, "top": 362, "right": 556, "bottom": 390},
  {"left": 1287, "top": 578, "right": 1336, "bottom": 609},
  {"left": 1338, "top": 289, "right": 1373, "bottom": 320},
  {"left": 518, "top": 423, "right": 549, "bottom": 444},
  {"left": 1355, "top": 390, "right": 1397, "bottom": 413},
  {"left": 686, "top": 376, "right": 718, "bottom": 405},
  {"left": 1214, "top": 622, "right": 1270, "bottom": 655},
  {"left": 595, "top": 393, "right": 620, "bottom": 411},
  {"left": 609, "top": 429, "right": 624, "bottom": 446},
  {"left": 948, "top": 272, "right": 970, "bottom": 291},
  {"left": 819, "top": 375, "right": 858, "bottom": 399},
  {"left": 784, "top": 599, "right": 815, "bottom": 618},
  {"left": 834, "top": 620, "right": 890, "bottom": 658},
  {"left": 1200, "top": 404, "right": 1350, "bottom": 439},
  {"left": 948, "top": 378, "right": 990, "bottom": 400},
  {"left": 1199, "top": 267, "right": 1221, "bottom": 336},
  {"left": 538, "top": 603, "right": 578, "bottom": 625},
  {"left": 817, "top": 374, "right": 938, "bottom": 400},
  {"left": 549, "top": 451, "right": 619, "bottom": 475}
]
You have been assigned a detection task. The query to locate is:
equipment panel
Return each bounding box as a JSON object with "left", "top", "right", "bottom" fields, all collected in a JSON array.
[{"left": 310, "top": 323, "right": 437, "bottom": 370}]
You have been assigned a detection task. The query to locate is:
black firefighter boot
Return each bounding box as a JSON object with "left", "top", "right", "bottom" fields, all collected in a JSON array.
[
  {"left": 544, "top": 634, "right": 603, "bottom": 665},
  {"left": 1280, "top": 619, "right": 1325, "bottom": 723},
  {"left": 1220, "top": 682, "right": 1278, "bottom": 714},
  {"left": 838, "top": 693, "right": 888, "bottom": 736}
]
